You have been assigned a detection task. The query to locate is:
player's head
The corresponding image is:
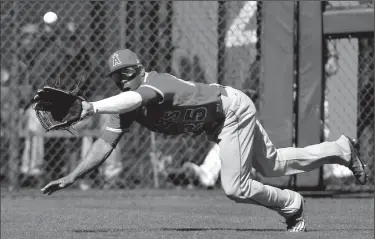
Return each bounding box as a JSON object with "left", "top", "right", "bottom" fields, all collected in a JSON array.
[{"left": 106, "top": 49, "right": 145, "bottom": 92}]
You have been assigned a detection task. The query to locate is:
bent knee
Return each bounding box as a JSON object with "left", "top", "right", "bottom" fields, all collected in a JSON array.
[{"left": 222, "top": 183, "right": 242, "bottom": 201}]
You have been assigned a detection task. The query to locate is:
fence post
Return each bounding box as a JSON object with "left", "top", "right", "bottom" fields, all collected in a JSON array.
[
  {"left": 296, "top": 1, "right": 324, "bottom": 189},
  {"left": 8, "top": 54, "right": 21, "bottom": 191},
  {"left": 259, "top": 1, "right": 295, "bottom": 188},
  {"left": 217, "top": 1, "right": 226, "bottom": 85},
  {"left": 119, "top": 1, "right": 126, "bottom": 50}
]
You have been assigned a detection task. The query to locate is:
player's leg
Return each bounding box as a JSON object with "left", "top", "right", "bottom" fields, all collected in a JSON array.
[
  {"left": 20, "top": 135, "right": 31, "bottom": 175},
  {"left": 78, "top": 136, "right": 93, "bottom": 190},
  {"left": 251, "top": 120, "right": 367, "bottom": 184},
  {"left": 21, "top": 107, "right": 43, "bottom": 177},
  {"left": 30, "top": 136, "right": 44, "bottom": 176},
  {"left": 218, "top": 86, "right": 305, "bottom": 231}
]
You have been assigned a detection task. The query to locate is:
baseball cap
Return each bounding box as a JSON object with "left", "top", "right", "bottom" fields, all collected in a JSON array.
[{"left": 106, "top": 49, "right": 141, "bottom": 76}]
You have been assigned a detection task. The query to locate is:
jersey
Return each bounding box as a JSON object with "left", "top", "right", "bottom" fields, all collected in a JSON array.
[{"left": 101, "top": 71, "right": 226, "bottom": 147}]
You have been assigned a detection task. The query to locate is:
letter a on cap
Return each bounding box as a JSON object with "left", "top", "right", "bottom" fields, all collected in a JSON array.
[{"left": 112, "top": 53, "right": 122, "bottom": 67}]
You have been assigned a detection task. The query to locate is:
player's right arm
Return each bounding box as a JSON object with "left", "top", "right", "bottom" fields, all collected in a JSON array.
[
  {"left": 70, "top": 112, "right": 136, "bottom": 178},
  {"left": 41, "top": 112, "right": 135, "bottom": 195},
  {"left": 41, "top": 139, "right": 115, "bottom": 195}
]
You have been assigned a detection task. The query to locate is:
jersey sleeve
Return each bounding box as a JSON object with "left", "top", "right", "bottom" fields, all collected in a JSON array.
[
  {"left": 139, "top": 72, "right": 193, "bottom": 103},
  {"left": 100, "top": 110, "right": 137, "bottom": 147},
  {"left": 136, "top": 86, "right": 162, "bottom": 106}
]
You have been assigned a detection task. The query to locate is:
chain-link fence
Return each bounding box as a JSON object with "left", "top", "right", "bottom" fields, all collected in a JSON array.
[
  {"left": 323, "top": 1, "right": 374, "bottom": 191},
  {"left": 0, "top": 1, "right": 261, "bottom": 191},
  {"left": 0, "top": 1, "right": 373, "bottom": 192}
]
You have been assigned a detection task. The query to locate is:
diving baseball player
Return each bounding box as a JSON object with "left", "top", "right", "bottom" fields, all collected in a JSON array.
[{"left": 41, "top": 49, "right": 368, "bottom": 232}]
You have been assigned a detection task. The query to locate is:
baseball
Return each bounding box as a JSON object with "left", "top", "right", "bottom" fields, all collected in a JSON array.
[{"left": 43, "top": 12, "right": 58, "bottom": 24}]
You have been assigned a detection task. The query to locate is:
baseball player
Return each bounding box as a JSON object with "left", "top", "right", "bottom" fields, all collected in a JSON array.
[{"left": 41, "top": 49, "right": 368, "bottom": 232}]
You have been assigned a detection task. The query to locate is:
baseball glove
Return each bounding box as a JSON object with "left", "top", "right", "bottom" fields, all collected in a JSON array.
[{"left": 32, "top": 81, "right": 85, "bottom": 132}]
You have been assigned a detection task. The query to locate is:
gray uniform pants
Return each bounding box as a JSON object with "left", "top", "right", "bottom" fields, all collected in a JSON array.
[{"left": 217, "top": 86, "right": 352, "bottom": 216}]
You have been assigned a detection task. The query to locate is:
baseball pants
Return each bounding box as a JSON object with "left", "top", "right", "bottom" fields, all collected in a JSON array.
[{"left": 216, "top": 86, "right": 352, "bottom": 217}]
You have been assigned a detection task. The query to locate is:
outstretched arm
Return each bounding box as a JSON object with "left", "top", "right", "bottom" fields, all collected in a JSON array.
[
  {"left": 42, "top": 111, "right": 137, "bottom": 195},
  {"left": 41, "top": 138, "right": 114, "bottom": 195},
  {"left": 69, "top": 138, "right": 113, "bottom": 180},
  {"left": 80, "top": 88, "right": 161, "bottom": 119},
  {"left": 90, "top": 91, "right": 143, "bottom": 114}
]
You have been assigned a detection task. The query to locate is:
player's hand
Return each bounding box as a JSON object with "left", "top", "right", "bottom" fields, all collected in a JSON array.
[
  {"left": 80, "top": 101, "right": 95, "bottom": 120},
  {"left": 41, "top": 175, "right": 75, "bottom": 195}
]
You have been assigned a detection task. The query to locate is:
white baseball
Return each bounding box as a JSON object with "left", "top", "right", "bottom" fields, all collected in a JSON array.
[{"left": 43, "top": 12, "right": 58, "bottom": 24}]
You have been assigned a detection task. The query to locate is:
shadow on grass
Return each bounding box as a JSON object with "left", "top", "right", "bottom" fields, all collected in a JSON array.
[
  {"left": 72, "top": 228, "right": 283, "bottom": 233},
  {"left": 72, "top": 227, "right": 374, "bottom": 233}
]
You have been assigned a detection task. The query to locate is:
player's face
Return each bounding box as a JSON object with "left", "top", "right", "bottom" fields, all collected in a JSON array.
[{"left": 111, "top": 65, "right": 143, "bottom": 92}]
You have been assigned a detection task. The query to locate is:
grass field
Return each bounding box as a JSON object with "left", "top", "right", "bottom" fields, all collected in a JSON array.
[{"left": 1, "top": 189, "right": 374, "bottom": 239}]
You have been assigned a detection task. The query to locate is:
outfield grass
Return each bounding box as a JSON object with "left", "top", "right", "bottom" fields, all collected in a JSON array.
[{"left": 1, "top": 189, "right": 374, "bottom": 239}]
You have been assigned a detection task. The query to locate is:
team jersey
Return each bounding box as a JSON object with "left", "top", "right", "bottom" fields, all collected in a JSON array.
[{"left": 101, "top": 71, "right": 226, "bottom": 147}]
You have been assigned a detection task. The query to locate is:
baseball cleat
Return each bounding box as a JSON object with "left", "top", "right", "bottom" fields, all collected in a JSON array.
[
  {"left": 345, "top": 136, "right": 368, "bottom": 185},
  {"left": 285, "top": 198, "right": 307, "bottom": 232}
]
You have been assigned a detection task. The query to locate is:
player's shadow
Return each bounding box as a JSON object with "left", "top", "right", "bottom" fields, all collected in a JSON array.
[
  {"left": 161, "top": 228, "right": 282, "bottom": 232},
  {"left": 72, "top": 227, "right": 374, "bottom": 233},
  {"left": 72, "top": 228, "right": 283, "bottom": 233}
]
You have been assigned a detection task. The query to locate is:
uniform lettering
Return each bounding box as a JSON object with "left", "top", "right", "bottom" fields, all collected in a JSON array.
[
  {"left": 162, "top": 111, "right": 180, "bottom": 121},
  {"left": 184, "top": 107, "right": 207, "bottom": 121},
  {"left": 112, "top": 53, "right": 122, "bottom": 67},
  {"left": 183, "top": 122, "right": 204, "bottom": 133},
  {"left": 154, "top": 107, "right": 208, "bottom": 134}
]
